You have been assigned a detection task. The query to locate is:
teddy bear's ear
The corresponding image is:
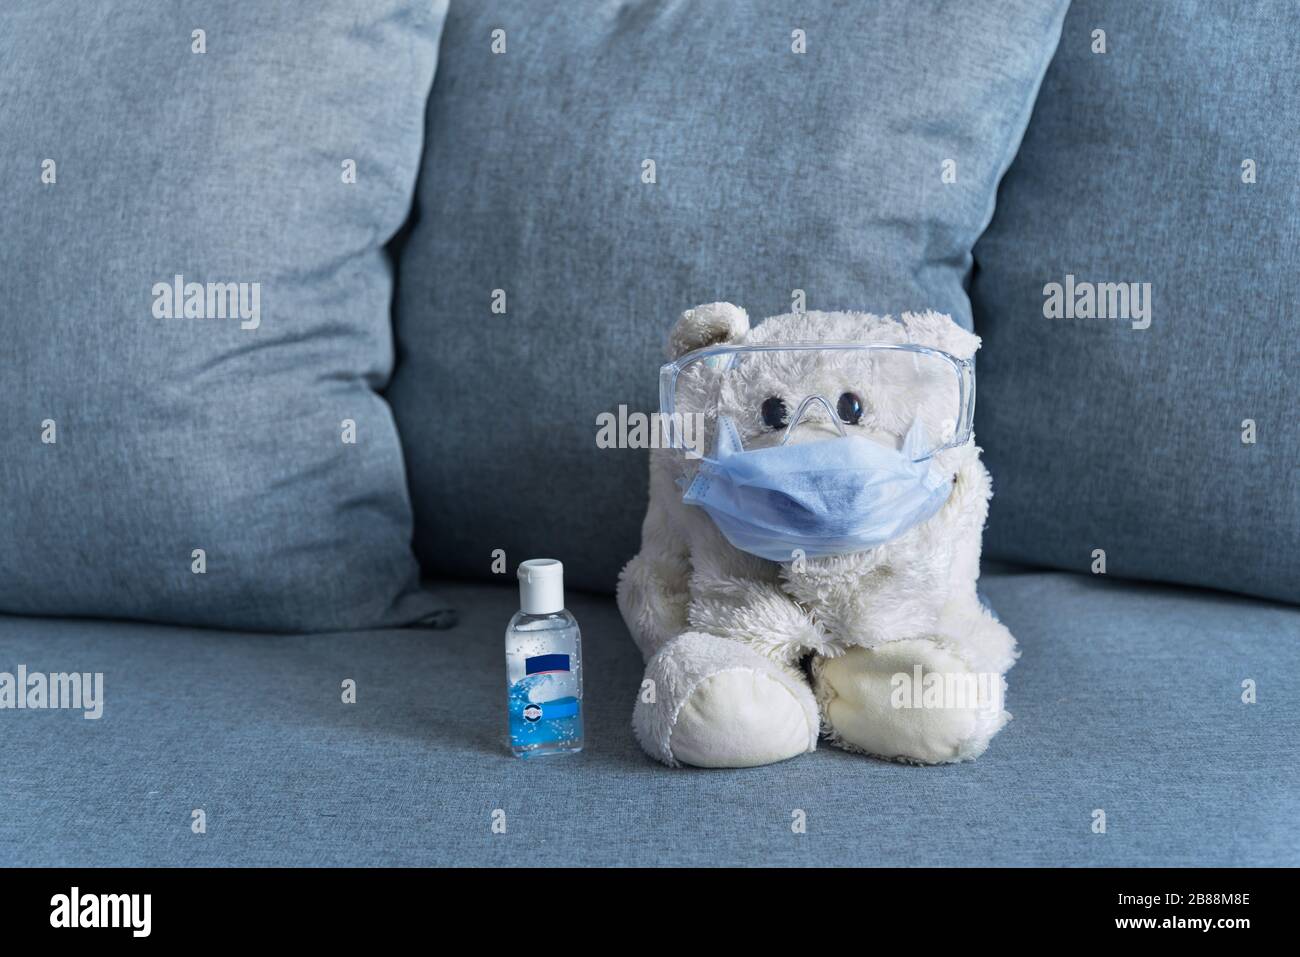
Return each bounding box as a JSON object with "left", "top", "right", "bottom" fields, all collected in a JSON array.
[
  {"left": 900, "top": 310, "right": 981, "bottom": 359},
  {"left": 667, "top": 302, "right": 749, "bottom": 359}
]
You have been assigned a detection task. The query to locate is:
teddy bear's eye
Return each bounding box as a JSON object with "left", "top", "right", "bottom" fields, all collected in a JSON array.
[
  {"left": 760, "top": 396, "right": 788, "bottom": 430},
  {"left": 836, "top": 392, "right": 864, "bottom": 425}
]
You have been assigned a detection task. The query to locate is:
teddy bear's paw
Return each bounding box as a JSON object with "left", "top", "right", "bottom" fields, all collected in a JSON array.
[
  {"left": 633, "top": 631, "right": 818, "bottom": 769},
  {"left": 812, "top": 640, "right": 1010, "bottom": 764}
]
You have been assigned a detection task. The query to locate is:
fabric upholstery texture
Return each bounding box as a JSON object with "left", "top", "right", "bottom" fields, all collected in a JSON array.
[
  {"left": 3, "top": 565, "right": 1295, "bottom": 867},
  {"left": 972, "top": 0, "right": 1300, "bottom": 604},
  {"left": 0, "top": 1, "right": 451, "bottom": 631},
  {"left": 390, "top": 0, "right": 1069, "bottom": 593}
]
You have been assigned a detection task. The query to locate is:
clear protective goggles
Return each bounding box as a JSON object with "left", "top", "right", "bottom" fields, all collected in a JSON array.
[{"left": 658, "top": 341, "right": 975, "bottom": 462}]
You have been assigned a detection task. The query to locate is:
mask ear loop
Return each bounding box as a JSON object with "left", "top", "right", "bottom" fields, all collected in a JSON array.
[{"left": 778, "top": 395, "right": 847, "bottom": 446}]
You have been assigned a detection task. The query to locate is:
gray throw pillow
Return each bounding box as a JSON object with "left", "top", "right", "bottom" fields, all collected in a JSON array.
[
  {"left": 0, "top": 1, "right": 453, "bottom": 631},
  {"left": 390, "top": 0, "right": 1069, "bottom": 593},
  {"left": 972, "top": 0, "right": 1300, "bottom": 604}
]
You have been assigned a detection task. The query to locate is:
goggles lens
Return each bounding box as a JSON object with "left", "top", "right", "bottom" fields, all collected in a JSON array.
[{"left": 660, "top": 343, "right": 973, "bottom": 461}]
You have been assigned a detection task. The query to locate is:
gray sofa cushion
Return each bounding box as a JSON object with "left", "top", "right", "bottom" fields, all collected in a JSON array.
[
  {"left": 390, "top": 0, "right": 1069, "bottom": 592},
  {"left": 4, "top": 566, "right": 1296, "bottom": 866},
  {"left": 0, "top": 1, "right": 450, "bottom": 631},
  {"left": 972, "top": 0, "right": 1300, "bottom": 604}
]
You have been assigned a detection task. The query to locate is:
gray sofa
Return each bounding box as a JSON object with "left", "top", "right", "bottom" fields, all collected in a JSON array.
[
  {"left": 3, "top": 1, "right": 1297, "bottom": 870},
  {"left": 6, "top": 564, "right": 1296, "bottom": 867}
]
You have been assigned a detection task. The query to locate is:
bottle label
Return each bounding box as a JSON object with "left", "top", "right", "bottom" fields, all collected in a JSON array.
[
  {"left": 525, "top": 653, "right": 570, "bottom": 675},
  {"left": 536, "top": 698, "right": 579, "bottom": 719},
  {"left": 510, "top": 658, "right": 581, "bottom": 748}
]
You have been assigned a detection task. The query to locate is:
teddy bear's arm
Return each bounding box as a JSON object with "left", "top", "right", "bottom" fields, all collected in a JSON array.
[
  {"left": 617, "top": 463, "right": 693, "bottom": 661},
  {"left": 780, "top": 451, "right": 992, "bottom": 650},
  {"left": 684, "top": 535, "right": 834, "bottom": 664}
]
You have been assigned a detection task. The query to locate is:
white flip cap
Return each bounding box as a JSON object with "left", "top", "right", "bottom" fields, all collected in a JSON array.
[{"left": 518, "top": 559, "right": 565, "bottom": 614}]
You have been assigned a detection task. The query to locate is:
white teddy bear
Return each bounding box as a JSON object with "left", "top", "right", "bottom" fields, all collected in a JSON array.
[{"left": 617, "top": 302, "right": 1016, "bottom": 768}]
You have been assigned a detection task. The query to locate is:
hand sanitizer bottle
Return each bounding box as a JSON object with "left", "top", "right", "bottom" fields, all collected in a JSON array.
[{"left": 506, "top": 559, "right": 584, "bottom": 757}]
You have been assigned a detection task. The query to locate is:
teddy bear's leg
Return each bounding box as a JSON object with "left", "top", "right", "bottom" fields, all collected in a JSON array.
[
  {"left": 810, "top": 603, "right": 1014, "bottom": 764},
  {"left": 634, "top": 631, "right": 819, "bottom": 768}
]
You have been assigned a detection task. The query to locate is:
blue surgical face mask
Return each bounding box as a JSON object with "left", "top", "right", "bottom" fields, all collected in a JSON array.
[{"left": 682, "top": 413, "right": 952, "bottom": 562}]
